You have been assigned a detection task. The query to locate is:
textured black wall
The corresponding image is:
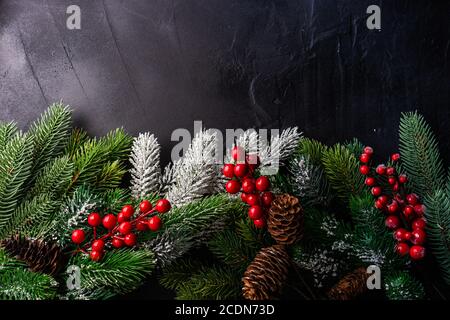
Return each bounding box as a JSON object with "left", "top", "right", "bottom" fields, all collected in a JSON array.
[{"left": 0, "top": 0, "right": 449, "bottom": 164}]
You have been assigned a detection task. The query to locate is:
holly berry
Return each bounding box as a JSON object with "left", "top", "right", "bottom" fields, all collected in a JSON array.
[
  {"left": 139, "top": 200, "right": 152, "bottom": 213},
  {"left": 118, "top": 222, "right": 132, "bottom": 235},
  {"left": 102, "top": 214, "right": 117, "bottom": 230},
  {"left": 392, "top": 183, "right": 399, "bottom": 192},
  {"left": 253, "top": 219, "right": 266, "bottom": 229},
  {"left": 396, "top": 243, "right": 410, "bottom": 256},
  {"left": 148, "top": 216, "right": 162, "bottom": 231},
  {"left": 394, "top": 228, "right": 408, "bottom": 241},
  {"left": 412, "top": 218, "right": 426, "bottom": 230},
  {"left": 387, "top": 200, "right": 399, "bottom": 214},
  {"left": 391, "top": 153, "right": 400, "bottom": 162},
  {"left": 409, "top": 245, "right": 425, "bottom": 260},
  {"left": 112, "top": 238, "right": 124, "bottom": 248},
  {"left": 360, "top": 153, "right": 371, "bottom": 163},
  {"left": 225, "top": 180, "right": 241, "bottom": 194},
  {"left": 121, "top": 205, "right": 134, "bottom": 218},
  {"left": 231, "top": 146, "right": 244, "bottom": 162},
  {"left": 403, "top": 205, "right": 415, "bottom": 219},
  {"left": 92, "top": 239, "right": 105, "bottom": 252},
  {"left": 240, "top": 193, "right": 248, "bottom": 203},
  {"left": 411, "top": 229, "right": 426, "bottom": 245},
  {"left": 406, "top": 193, "right": 419, "bottom": 205},
  {"left": 365, "top": 177, "right": 376, "bottom": 186},
  {"left": 255, "top": 176, "right": 270, "bottom": 192},
  {"left": 378, "top": 195, "right": 389, "bottom": 205},
  {"left": 233, "top": 164, "right": 248, "bottom": 177},
  {"left": 248, "top": 205, "right": 263, "bottom": 220},
  {"left": 363, "top": 146, "right": 374, "bottom": 155},
  {"left": 71, "top": 229, "right": 85, "bottom": 244},
  {"left": 376, "top": 164, "right": 387, "bottom": 175},
  {"left": 398, "top": 174, "right": 408, "bottom": 184},
  {"left": 87, "top": 212, "right": 102, "bottom": 227},
  {"left": 155, "top": 199, "right": 171, "bottom": 213},
  {"left": 385, "top": 216, "right": 400, "bottom": 229},
  {"left": 371, "top": 186, "right": 382, "bottom": 196},
  {"left": 414, "top": 204, "right": 425, "bottom": 216},
  {"left": 388, "top": 176, "right": 396, "bottom": 185},
  {"left": 360, "top": 165, "right": 370, "bottom": 175},
  {"left": 375, "top": 200, "right": 385, "bottom": 210},
  {"left": 242, "top": 179, "right": 255, "bottom": 194},
  {"left": 124, "top": 233, "right": 137, "bottom": 247},
  {"left": 222, "top": 164, "right": 235, "bottom": 178},
  {"left": 90, "top": 250, "right": 103, "bottom": 262},
  {"left": 117, "top": 212, "right": 129, "bottom": 223},
  {"left": 261, "top": 192, "right": 274, "bottom": 207},
  {"left": 386, "top": 167, "right": 396, "bottom": 176},
  {"left": 136, "top": 220, "right": 149, "bottom": 231},
  {"left": 246, "top": 194, "right": 260, "bottom": 206}
]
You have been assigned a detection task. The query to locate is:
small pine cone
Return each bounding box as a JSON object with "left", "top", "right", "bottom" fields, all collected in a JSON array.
[
  {"left": 327, "top": 267, "right": 369, "bottom": 300},
  {"left": 242, "top": 244, "right": 291, "bottom": 300},
  {"left": 267, "top": 194, "right": 304, "bottom": 245},
  {"left": 0, "top": 235, "right": 65, "bottom": 276}
]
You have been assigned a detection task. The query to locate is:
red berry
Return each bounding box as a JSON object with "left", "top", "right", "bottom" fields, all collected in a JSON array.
[
  {"left": 404, "top": 231, "right": 412, "bottom": 241},
  {"left": 71, "top": 229, "right": 85, "bottom": 244},
  {"left": 261, "top": 192, "right": 274, "bottom": 207},
  {"left": 360, "top": 165, "right": 370, "bottom": 175},
  {"left": 391, "top": 153, "right": 400, "bottom": 162},
  {"left": 385, "top": 215, "right": 400, "bottom": 229},
  {"left": 409, "top": 245, "right": 425, "bottom": 260},
  {"left": 402, "top": 205, "right": 414, "bottom": 219},
  {"left": 398, "top": 174, "right": 408, "bottom": 184},
  {"left": 378, "top": 195, "right": 389, "bottom": 205},
  {"left": 375, "top": 200, "right": 384, "bottom": 210},
  {"left": 387, "top": 200, "right": 399, "bottom": 213},
  {"left": 231, "top": 146, "right": 244, "bottom": 162},
  {"left": 248, "top": 205, "right": 263, "bottom": 220},
  {"left": 155, "top": 199, "right": 171, "bottom": 213},
  {"left": 117, "top": 212, "right": 129, "bottom": 223},
  {"left": 253, "top": 219, "right": 266, "bottom": 229},
  {"left": 139, "top": 200, "right": 152, "bottom": 213},
  {"left": 233, "top": 164, "right": 248, "bottom": 177},
  {"left": 124, "top": 233, "right": 137, "bottom": 247},
  {"left": 246, "top": 194, "right": 260, "bottom": 206},
  {"left": 222, "top": 164, "right": 235, "bottom": 178},
  {"left": 225, "top": 180, "right": 241, "bottom": 194},
  {"left": 112, "top": 238, "right": 124, "bottom": 248},
  {"left": 102, "top": 214, "right": 117, "bottom": 230},
  {"left": 148, "top": 216, "right": 162, "bottom": 231},
  {"left": 87, "top": 212, "right": 102, "bottom": 227},
  {"left": 91, "top": 239, "right": 105, "bottom": 251},
  {"left": 240, "top": 192, "right": 248, "bottom": 203},
  {"left": 118, "top": 221, "right": 132, "bottom": 235},
  {"left": 376, "top": 164, "right": 386, "bottom": 175},
  {"left": 136, "top": 220, "right": 149, "bottom": 231},
  {"left": 392, "top": 183, "right": 400, "bottom": 192},
  {"left": 406, "top": 194, "right": 419, "bottom": 205},
  {"left": 411, "top": 229, "right": 426, "bottom": 245},
  {"left": 388, "top": 176, "right": 396, "bottom": 185},
  {"left": 396, "top": 243, "right": 410, "bottom": 256},
  {"left": 412, "top": 218, "right": 426, "bottom": 230},
  {"left": 394, "top": 228, "right": 408, "bottom": 241},
  {"left": 255, "top": 176, "right": 270, "bottom": 192},
  {"left": 414, "top": 204, "right": 425, "bottom": 216},
  {"left": 121, "top": 204, "right": 134, "bottom": 218},
  {"left": 360, "top": 153, "right": 371, "bottom": 163},
  {"left": 365, "top": 177, "right": 376, "bottom": 186},
  {"left": 363, "top": 146, "right": 374, "bottom": 155},
  {"left": 386, "top": 167, "right": 396, "bottom": 176},
  {"left": 242, "top": 179, "right": 255, "bottom": 194},
  {"left": 90, "top": 250, "right": 103, "bottom": 262},
  {"left": 371, "top": 186, "right": 382, "bottom": 196}
]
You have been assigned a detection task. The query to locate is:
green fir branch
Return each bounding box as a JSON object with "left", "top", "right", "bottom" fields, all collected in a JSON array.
[
  {"left": 384, "top": 272, "right": 425, "bottom": 300},
  {"left": 0, "top": 122, "right": 18, "bottom": 153},
  {"left": 0, "top": 268, "right": 58, "bottom": 300}
]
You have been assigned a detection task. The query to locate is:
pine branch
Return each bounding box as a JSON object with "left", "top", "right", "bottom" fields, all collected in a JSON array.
[
  {"left": 130, "top": 133, "right": 161, "bottom": 200},
  {"left": 0, "top": 122, "right": 18, "bottom": 153},
  {"left": 424, "top": 189, "right": 450, "bottom": 285},
  {"left": 0, "top": 248, "right": 26, "bottom": 271},
  {"left": 147, "top": 229, "right": 194, "bottom": 268},
  {"left": 384, "top": 272, "right": 425, "bottom": 300},
  {"left": 64, "top": 128, "right": 88, "bottom": 160},
  {"left": 399, "top": 111, "right": 445, "bottom": 197},
  {"left": 160, "top": 258, "right": 203, "bottom": 290},
  {"left": 101, "top": 188, "right": 130, "bottom": 213},
  {"left": 295, "top": 138, "right": 328, "bottom": 166},
  {"left": 0, "top": 268, "right": 57, "bottom": 300},
  {"left": 95, "top": 160, "right": 127, "bottom": 192}
]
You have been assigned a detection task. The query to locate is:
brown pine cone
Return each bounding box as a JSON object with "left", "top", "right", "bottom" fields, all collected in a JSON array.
[
  {"left": 327, "top": 267, "right": 369, "bottom": 300},
  {"left": 242, "top": 244, "right": 291, "bottom": 300},
  {"left": 0, "top": 235, "right": 65, "bottom": 275},
  {"left": 267, "top": 194, "right": 304, "bottom": 245}
]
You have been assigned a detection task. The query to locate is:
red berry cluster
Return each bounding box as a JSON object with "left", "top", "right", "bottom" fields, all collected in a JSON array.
[
  {"left": 359, "top": 147, "right": 426, "bottom": 261},
  {"left": 223, "top": 146, "right": 274, "bottom": 229},
  {"left": 71, "top": 199, "right": 171, "bottom": 261}
]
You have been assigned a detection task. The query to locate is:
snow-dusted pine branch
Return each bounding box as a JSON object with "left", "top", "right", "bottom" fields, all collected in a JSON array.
[
  {"left": 259, "top": 127, "right": 302, "bottom": 170},
  {"left": 129, "top": 133, "right": 161, "bottom": 200}
]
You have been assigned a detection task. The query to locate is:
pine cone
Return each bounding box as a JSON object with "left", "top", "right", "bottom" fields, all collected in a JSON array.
[
  {"left": 0, "top": 236, "right": 65, "bottom": 275},
  {"left": 327, "top": 267, "right": 369, "bottom": 300},
  {"left": 267, "top": 194, "right": 304, "bottom": 245},
  {"left": 242, "top": 244, "right": 291, "bottom": 300}
]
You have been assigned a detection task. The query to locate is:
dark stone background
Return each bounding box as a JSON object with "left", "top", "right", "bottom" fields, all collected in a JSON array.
[{"left": 0, "top": 0, "right": 449, "bottom": 299}]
